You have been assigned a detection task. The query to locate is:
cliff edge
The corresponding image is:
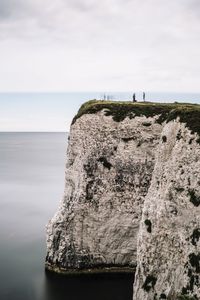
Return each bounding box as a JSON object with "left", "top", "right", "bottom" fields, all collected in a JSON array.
[{"left": 46, "top": 100, "right": 200, "bottom": 299}]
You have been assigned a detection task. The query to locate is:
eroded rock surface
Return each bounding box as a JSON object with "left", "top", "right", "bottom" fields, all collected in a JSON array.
[
  {"left": 46, "top": 101, "right": 200, "bottom": 300},
  {"left": 133, "top": 121, "right": 200, "bottom": 300},
  {"left": 46, "top": 110, "right": 162, "bottom": 272}
]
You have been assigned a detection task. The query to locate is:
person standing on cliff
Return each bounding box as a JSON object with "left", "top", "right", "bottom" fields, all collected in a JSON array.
[
  {"left": 143, "top": 92, "right": 146, "bottom": 102},
  {"left": 133, "top": 93, "right": 136, "bottom": 102}
]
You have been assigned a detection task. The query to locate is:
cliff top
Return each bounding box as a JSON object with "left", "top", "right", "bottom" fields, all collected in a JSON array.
[{"left": 72, "top": 100, "right": 200, "bottom": 141}]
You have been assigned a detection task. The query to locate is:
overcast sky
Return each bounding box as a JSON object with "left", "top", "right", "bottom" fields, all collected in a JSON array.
[{"left": 0, "top": 0, "right": 199, "bottom": 93}]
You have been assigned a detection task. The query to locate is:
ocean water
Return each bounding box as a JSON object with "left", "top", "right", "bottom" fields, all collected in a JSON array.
[{"left": 0, "top": 132, "right": 133, "bottom": 300}]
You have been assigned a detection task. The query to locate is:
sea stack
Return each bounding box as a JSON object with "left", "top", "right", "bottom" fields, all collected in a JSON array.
[{"left": 46, "top": 100, "right": 200, "bottom": 300}]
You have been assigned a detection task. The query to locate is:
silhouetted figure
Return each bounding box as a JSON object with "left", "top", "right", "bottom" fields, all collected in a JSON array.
[
  {"left": 143, "top": 92, "right": 146, "bottom": 102},
  {"left": 133, "top": 93, "right": 136, "bottom": 102}
]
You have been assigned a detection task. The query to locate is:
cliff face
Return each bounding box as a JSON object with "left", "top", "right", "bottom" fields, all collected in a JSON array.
[
  {"left": 46, "top": 108, "right": 162, "bottom": 272},
  {"left": 133, "top": 120, "right": 200, "bottom": 300},
  {"left": 46, "top": 101, "right": 200, "bottom": 299}
]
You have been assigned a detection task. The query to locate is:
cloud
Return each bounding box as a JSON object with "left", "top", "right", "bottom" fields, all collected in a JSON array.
[
  {"left": 0, "top": 0, "right": 199, "bottom": 92},
  {"left": 0, "top": 0, "right": 21, "bottom": 19},
  {"left": 186, "top": 0, "right": 200, "bottom": 12},
  {"left": 0, "top": 1, "right": 196, "bottom": 44}
]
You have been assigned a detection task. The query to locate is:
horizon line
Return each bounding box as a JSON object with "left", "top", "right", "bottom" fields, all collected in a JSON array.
[{"left": 0, "top": 91, "right": 200, "bottom": 94}]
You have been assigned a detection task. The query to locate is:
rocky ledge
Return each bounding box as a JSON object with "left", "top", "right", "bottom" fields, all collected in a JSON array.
[{"left": 46, "top": 100, "right": 200, "bottom": 300}]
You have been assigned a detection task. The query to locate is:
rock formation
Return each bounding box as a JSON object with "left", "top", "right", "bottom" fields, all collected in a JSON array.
[
  {"left": 133, "top": 120, "right": 200, "bottom": 300},
  {"left": 46, "top": 100, "right": 200, "bottom": 300}
]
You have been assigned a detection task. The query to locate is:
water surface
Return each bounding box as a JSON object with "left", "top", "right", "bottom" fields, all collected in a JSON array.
[{"left": 0, "top": 132, "right": 133, "bottom": 300}]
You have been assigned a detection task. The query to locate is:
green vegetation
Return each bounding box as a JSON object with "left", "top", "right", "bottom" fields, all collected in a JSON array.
[
  {"left": 189, "top": 253, "right": 200, "bottom": 273},
  {"left": 176, "top": 129, "right": 182, "bottom": 140},
  {"left": 191, "top": 229, "right": 200, "bottom": 246},
  {"left": 182, "top": 266, "right": 199, "bottom": 296},
  {"left": 142, "top": 121, "right": 152, "bottom": 127},
  {"left": 144, "top": 219, "right": 152, "bottom": 233},
  {"left": 175, "top": 187, "right": 185, "bottom": 193},
  {"left": 72, "top": 100, "right": 200, "bottom": 142},
  {"left": 160, "top": 294, "right": 167, "bottom": 299},
  {"left": 177, "top": 295, "right": 197, "bottom": 300},
  {"left": 97, "top": 156, "right": 112, "bottom": 170},
  {"left": 188, "top": 189, "right": 200, "bottom": 207},
  {"left": 162, "top": 136, "right": 167, "bottom": 143},
  {"left": 142, "top": 275, "right": 157, "bottom": 292}
]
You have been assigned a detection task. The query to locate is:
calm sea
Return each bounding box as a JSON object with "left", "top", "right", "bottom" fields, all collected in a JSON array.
[{"left": 0, "top": 132, "right": 133, "bottom": 300}]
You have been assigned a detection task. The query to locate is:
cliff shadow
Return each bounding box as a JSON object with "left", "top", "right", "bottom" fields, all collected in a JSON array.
[{"left": 44, "top": 270, "right": 134, "bottom": 300}]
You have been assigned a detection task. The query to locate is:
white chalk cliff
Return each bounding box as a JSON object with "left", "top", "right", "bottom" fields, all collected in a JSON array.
[{"left": 46, "top": 101, "right": 200, "bottom": 300}]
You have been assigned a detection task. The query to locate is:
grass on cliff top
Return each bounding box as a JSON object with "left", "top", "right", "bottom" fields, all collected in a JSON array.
[{"left": 72, "top": 99, "right": 200, "bottom": 139}]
